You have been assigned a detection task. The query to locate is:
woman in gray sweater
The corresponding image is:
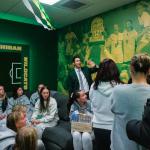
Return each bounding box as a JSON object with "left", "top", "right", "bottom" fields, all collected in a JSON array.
[
  {"left": 31, "top": 86, "right": 59, "bottom": 134},
  {"left": 111, "top": 54, "right": 150, "bottom": 150}
]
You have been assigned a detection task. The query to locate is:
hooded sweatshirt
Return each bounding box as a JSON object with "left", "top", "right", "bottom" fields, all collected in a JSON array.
[
  {"left": 0, "top": 127, "right": 16, "bottom": 149},
  {"left": 89, "top": 82, "right": 116, "bottom": 130}
]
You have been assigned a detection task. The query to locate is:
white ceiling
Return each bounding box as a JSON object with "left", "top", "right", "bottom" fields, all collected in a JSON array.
[{"left": 0, "top": 0, "right": 138, "bottom": 28}]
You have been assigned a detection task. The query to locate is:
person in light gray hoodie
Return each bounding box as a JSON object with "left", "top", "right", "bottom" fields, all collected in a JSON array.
[
  {"left": 89, "top": 58, "right": 122, "bottom": 150},
  {"left": 0, "top": 127, "right": 16, "bottom": 150},
  {"left": 111, "top": 54, "right": 150, "bottom": 150}
]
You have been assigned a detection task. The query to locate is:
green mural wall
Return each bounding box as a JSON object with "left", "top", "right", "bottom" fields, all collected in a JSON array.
[
  {"left": 0, "top": 19, "right": 57, "bottom": 92},
  {"left": 57, "top": 0, "right": 150, "bottom": 95}
]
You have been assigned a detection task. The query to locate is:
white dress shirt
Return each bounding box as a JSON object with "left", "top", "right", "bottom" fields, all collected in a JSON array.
[{"left": 75, "top": 68, "right": 89, "bottom": 92}]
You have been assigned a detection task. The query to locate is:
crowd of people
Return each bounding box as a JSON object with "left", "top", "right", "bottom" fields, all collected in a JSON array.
[
  {"left": 68, "top": 54, "right": 150, "bottom": 150},
  {"left": 0, "top": 53, "right": 150, "bottom": 150},
  {"left": 0, "top": 85, "right": 59, "bottom": 150}
]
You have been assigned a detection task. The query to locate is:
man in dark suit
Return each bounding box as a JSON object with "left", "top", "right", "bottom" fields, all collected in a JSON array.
[{"left": 67, "top": 55, "right": 98, "bottom": 98}]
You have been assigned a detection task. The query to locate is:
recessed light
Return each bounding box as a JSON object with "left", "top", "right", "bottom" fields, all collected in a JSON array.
[{"left": 39, "top": 0, "right": 61, "bottom": 5}]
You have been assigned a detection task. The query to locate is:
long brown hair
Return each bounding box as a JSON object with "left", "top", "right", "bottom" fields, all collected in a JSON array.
[
  {"left": 94, "top": 58, "right": 121, "bottom": 90},
  {"left": 12, "top": 86, "right": 23, "bottom": 99},
  {"left": 14, "top": 127, "right": 38, "bottom": 150},
  {"left": 70, "top": 90, "right": 82, "bottom": 103},
  {"left": 39, "top": 86, "right": 50, "bottom": 112},
  {"left": 0, "top": 85, "right": 8, "bottom": 112}
]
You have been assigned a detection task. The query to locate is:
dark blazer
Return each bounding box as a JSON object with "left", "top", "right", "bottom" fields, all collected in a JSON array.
[
  {"left": 67, "top": 66, "right": 98, "bottom": 97},
  {"left": 126, "top": 100, "right": 150, "bottom": 149}
]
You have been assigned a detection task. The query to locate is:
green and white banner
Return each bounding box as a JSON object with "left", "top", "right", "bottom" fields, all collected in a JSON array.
[{"left": 22, "top": 0, "right": 54, "bottom": 30}]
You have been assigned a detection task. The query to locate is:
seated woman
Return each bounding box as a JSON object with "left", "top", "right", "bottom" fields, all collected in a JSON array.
[
  {"left": 31, "top": 86, "right": 59, "bottom": 135},
  {"left": 6, "top": 111, "right": 45, "bottom": 150},
  {"left": 70, "top": 90, "right": 93, "bottom": 150},
  {"left": 14, "top": 126, "right": 38, "bottom": 150},
  {"left": 0, "top": 85, "right": 8, "bottom": 122},
  {"left": 7, "top": 86, "right": 31, "bottom": 120}
]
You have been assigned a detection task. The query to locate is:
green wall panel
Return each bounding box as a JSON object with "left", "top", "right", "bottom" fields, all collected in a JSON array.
[{"left": 0, "top": 19, "right": 57, "bottom": 92}]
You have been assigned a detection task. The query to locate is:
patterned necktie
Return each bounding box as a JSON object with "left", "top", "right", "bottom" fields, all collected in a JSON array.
[{"left": 78, "top": 69, "right": 84, "bottom": 90}]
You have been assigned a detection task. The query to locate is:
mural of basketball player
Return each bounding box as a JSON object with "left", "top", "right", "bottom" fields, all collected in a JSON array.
[
  {"left": 89, "top": 17, "right": 105, "bottom": 42},
  {"left": 89, "top": 17, "right": 106, "bottom": 64},
  {"left": 136, "top": 1, "right": 150, "bottom": 54},
  {"left": 65, "top": 27, "right": 77, "bottom": 58},
  {"left": 123, "top": 20, "right": 138, "bottom": 62},
  {"left": 105, "top": 24, "right": 123, "bottom": 63},
  {"left": 82, "top": 33, "right": 91, "bottom": 64}
]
